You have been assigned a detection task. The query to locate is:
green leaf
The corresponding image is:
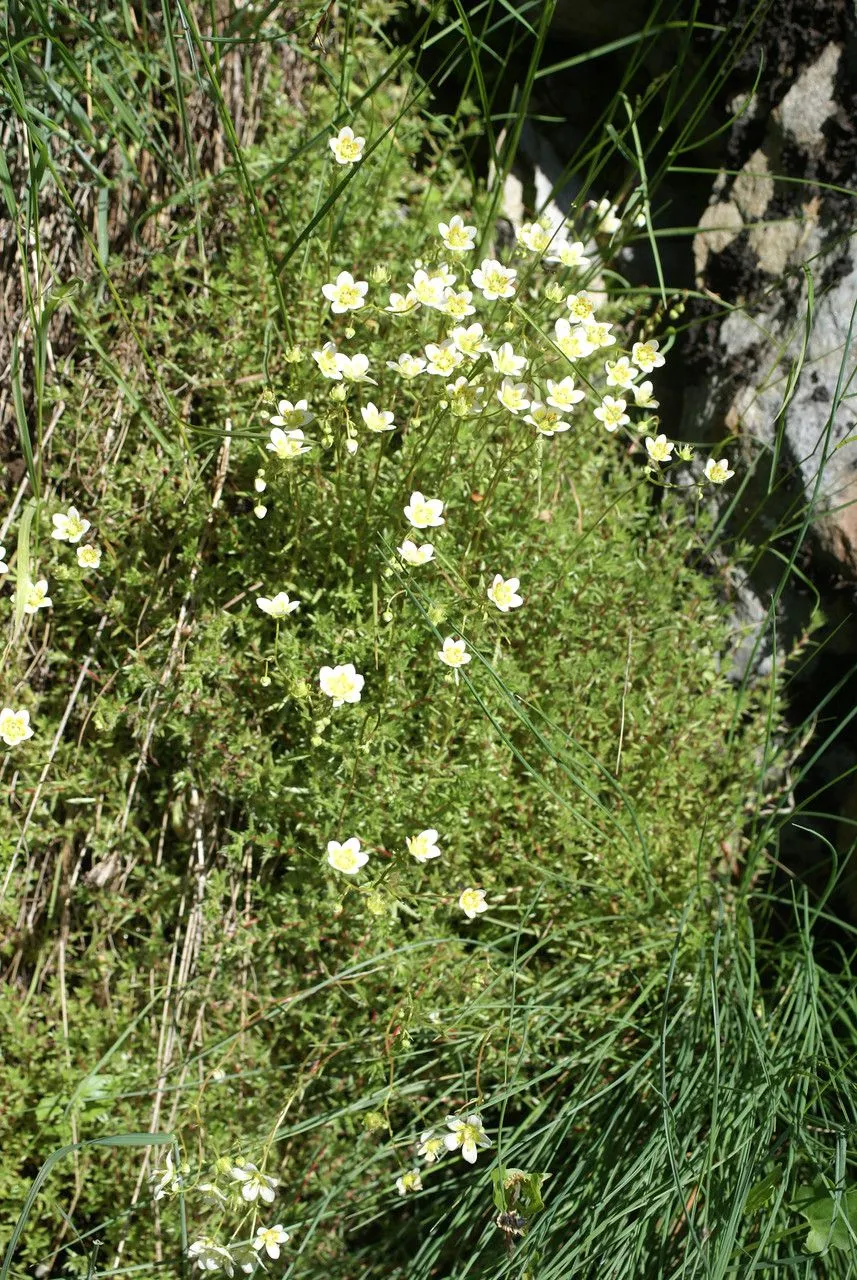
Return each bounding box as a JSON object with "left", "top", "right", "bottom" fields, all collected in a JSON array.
[{"left": 794, "top": 1178, "right": 857, "bottom": 1254}]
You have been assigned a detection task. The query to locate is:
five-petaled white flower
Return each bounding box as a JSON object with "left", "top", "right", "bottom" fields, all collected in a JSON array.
[
  {"left": 594, "top": 396, "right": 629, "bottom": 433},
  {"left": 386, "top": 290, "right": 420, "bottom": 314},
  {"left": 604, "top": 357, "right": 638, "bottom": 389},
  {"left": 584, "top": 321, "right": 616, "bottom": 349},
  {"left": 361, "top": 402, "right": 395, "bottom": 433},
  {"left": 645, "top": 434, "right": 674, "bottom": 463},
  {"left": 188, "top": 1238, "right": 234, "bottom": 1276},
  {"left": 489, "top": 342, "right": 527, "bottom": 376},
  {"left": 546, "top": 376, "right": 585, "bottom": 411},
  {"left": 319, "top": 663, "right": 365, "bottom": 706},
  {"left": 447, "top": 377, "right": 485, "bottom": 416},
  {"left": 450, "top": 323, "right": 487, "bottom": 357},
  {"left": 525, "top": 403, "right": 571, "bottom": 437},
  {"left": 417, "top": 1130, "right": 447, "bottom": 1163},
  {"left": 313, "top": 341, "right": 343, "bottom": 379},
  {"left": 404, "top": 491, "right": 445, "bottom": 529},
  {"left": 0, "top": 707, "right": 34, "bottom": 748},
  {"left": 424, "top": 340, "right": 463, "bottom": 377},
  {"left": 407, "top": 829, "right": 442, "bottom": 863},
  {"left": 554, "top": 318, "right": 595, "bottom": 360},
  {"left": 269, "top": 399, "right": 313, "bottom": 428},
  {"left": 633, "top": 380, "right": 659, "bottom": 408},
  {"left": 253, "top": 1224, "right": 291, "bottom": 1260},
  {"left": 471, "top": 258, "right": 517, "bottom": 301},
  {"left": 458, "top": 886, "right": 489, "bottom": 920},
  {"left": 327, "top": 837, "right": 368, "bottom": 875},
  {"left": 412, "top": 270, "right": 447, "bottom": 309},
  {"left": 337, "top": 352, "right": 375, "bottom": 383},
  {"left": 704, "top": 456, "right": 735, "bottom": 484},
  {"left": 546, "top": 239, "right": 591, "bottom": 270},
  {"left": 439, "top": 215, "right": 477, "bottom": 254},
  {"left": 229, "top": 1162, "right": 278, "bottom": 1204},
  {"left": 77, "top": 544, "right": 102, "bottom": 570},
  {"left": 322, "top": 271, "right": 368, "bottom": 313},
  {"left": 396, "top": 1169, "right": 423, "bottom": 1195},
  {"left": 267, "top": 428, "right": 310, "bottom": 459},
  {"left": 387, "top": 353, "right": 426, "bottom": 378},
  {"left": 397, "top": 540, "right": 435, "bottom": 566},
  {"left": 329, "top": 125, "right": 365, "bottom": 165},
  {"left": 487, "top": 574, "right": 523, "bottom": 612},
  {"left": 19, "top": 578, "right": 52, "bottom": 614},
  {"left": 566, "top": 291, "right": 597, "bottom": 323},
  {"left": 438, "top": 636, "right": 470, "bottom": 668},
  {"left": 52, "top": 506, "right": 90, "bottom": 544},
  {"left": 518, "top": 221, "right": 552, "bottom": 254},
  {"left": 149, "top": 1151, "right": 184, "bottom": 1201},
  {"left": 444, "top": 1113, "right": 492, "bottom": 1162},
  {"left": 631, "top": 339, "right": 665, "bottom": 373},
  {"left": 442, "top": 288, "right": 476, "bottom": 319},
  {"left": 256, "top": 592, "right": 300, "bottom": 618},
  {"left": 497, "top": 379, "right": 530, "bottom": 414}
]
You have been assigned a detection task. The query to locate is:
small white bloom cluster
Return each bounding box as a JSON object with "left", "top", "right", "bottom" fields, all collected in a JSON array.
[{"left": 395, "top": 1112, "right": 492, "bottom": 1196}]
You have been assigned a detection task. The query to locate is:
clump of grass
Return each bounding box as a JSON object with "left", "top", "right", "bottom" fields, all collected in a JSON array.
[{"left": 2, "top": 2, "right": 855, "bottom": 1279}]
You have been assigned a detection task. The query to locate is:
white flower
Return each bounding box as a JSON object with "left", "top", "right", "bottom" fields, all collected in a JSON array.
[
  {"left": 412, "top": 270, "right": 447, "bottom": 309},
  {"left": 407, "top": 829, "right": 442, "bottom": 863},
  {"left": 584, "top": 321, "right": 616, "bottom": 349},
  {"left": 313, "top": 341, "right": 343, "bottom": 379},
  {"left": 554, "top": 318, "right": 594, "bottom": 359},
  {"left": 322, "top": 271, "right": 368, "bottom": 313},
  {"left": 631, "top": 339, "right": 665, "bottom": 373},
  {"left": 254, "top": 473, "right": 267, "bottom": 493},
  {"left": 438, "top": 636, "right": 470, "bottom": 668},
  {"left": 253, "top": 1224, "right": 290, "bottom": 1260},
  {"left": 256, "top": 592, "right": 300, "bottom": 618},
  {"left": 632, "top": 380, "right": 659, "bottom": 408},
  {"left": 386, "top": 290, "right": 420, "bottom": 314},
  {"left": 645, "top": 434, "right": 674, "bottom": 463},
  {"left": 593, "top": 197, "right": 621, "bottom": 235},
  {"left": 361, "top": 402, "right": 395, "bottom": 433},
  {"left": 149, "top": 1151, "right": 184, "bottom": 1201},
  {"left": 489, "top": 342, "right": 527, "bottom": 376},
  {"left": 496, "top": 379, "right": 530, "bottom": 414},
  {"left": 704, "top": 456, "right": 735, "bottom": 484},
  {"left": 417, "top": 1130, "right": 447, "bottom": 1163},
  {"left": 593, "top": 396, "right": 629, "bottom": 432},
  {"left": 404, "top": 491, "right": 445, "bottom": 529},
  {"left": 329, "top": 125, "right": 365, "bottom": 165},
  {"left": 545, "top": 376, "right": 585, "bottom": 411},
  {"left": 518, "top": 221, "right": 552, "bottom": 254},
  {"left": 0, "top": 707, "right": 33, "bottom": 748},
  {"left": 188, "top": 1238, "right": 235, "bottom": 1276},
  {"left": 397, "top": 540, "right": 435, "bottom": 566},
  {"left": 450, "top": 323, "right": 488, "bottom": 357},
  {"left": 254, "top": 505, "right": 268, "bottom": 519},
  {"left": 267, "top": 427, "right": 310, "bottom": 459},
  {"left": 0, "top": 546, "right": 7, "bottom": 574},
  {"left": 395, "top": 1169, "right": 423, "bottom": 1195},
  {"left": 77, "top": 544, "right": 102, "bottom": 570},
  {"left": 546, "top": 239, "right": 591, "bottom": 270},
  {"left": 51, "top": 506, "right": 90, "bottom": 544},
  {"left": 337, "top": 352, "right": 375, "bottom": 383},
  {"left": 444, "top": 1113, "right": 492, "bottom": 1163},
  {"left": 269, "top": 399, "right": 313, "bottom": 428},
  {"left": 386, "top": 353, "right": 426, "bottom": 378},
  {"left": 524, "top": 403, "right": 570, "bottom": 436},
  {"left": 19, "top": 578, "right": 52, "bottom": 614},
  {"left": 424, "top": 340, "right": 463, "bottom": 376},
  {"left": 439, "top": 287, "right": 475, "bottom": 320},
  {"left": 327, "top": 837, "right": 368, "bottom": 874},
  {"left": 604, "top": 357, "right": 638, "bottom": 389},
  {"left": 471, "top": 258, "right": 517, "bottom": 301},
  {"left": 458, "top": 887, "right": 489, "bottom": 919},
  {"left": 565, "top": 291, "right": 597, "bottom": 323},
  {"left": 486, "top": 574, "right": 523, "bottom": 611},
  {"left": 447, "top": 377, "right": 485, "bottom": 416},
  {"left": 438, "top": 215, "right": 477, "bottom": 253},
  {"left": 319, "top": 663, "right": 365, "bottom": 706},
  {"left": 229, "top": 1162, "right": 278, "bottom": 1204}
]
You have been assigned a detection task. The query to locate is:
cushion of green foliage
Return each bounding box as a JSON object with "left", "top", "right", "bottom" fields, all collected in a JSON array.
[{"left": 0, "top": 13, "right": 773, "bottom": 1279}]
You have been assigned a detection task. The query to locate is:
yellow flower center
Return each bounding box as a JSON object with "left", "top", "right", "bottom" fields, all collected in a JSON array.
[
  {"left": 445, "top": 224, "right": 470, "bottom": 248},
  {"left": 484, "top": 271, "right": 509, "bottom": 294},
  {"left": 337, "top": 285, "right": 361, "bottom": 307},
  {"left": 492, "top": 582, "right": 513, "bottom": 605},
  {"left": 328, "top": 671, "right": 353, "bottom": 698},
  {"left": 339, "top": 138, "right": 361, "bottom": 160}
]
